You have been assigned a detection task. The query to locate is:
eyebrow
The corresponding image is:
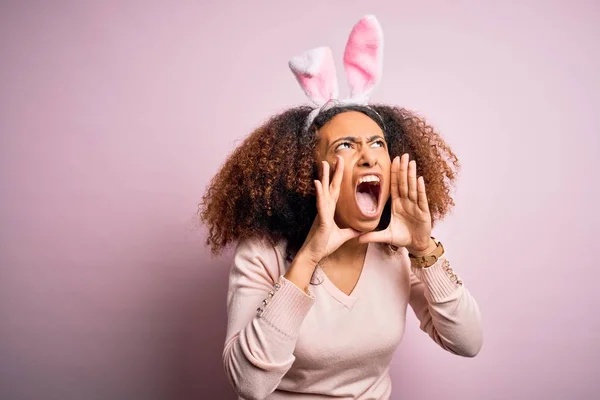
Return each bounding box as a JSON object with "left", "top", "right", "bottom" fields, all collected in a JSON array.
[{"left": 329, "top": 135, "right": 386, "bottom": 150}]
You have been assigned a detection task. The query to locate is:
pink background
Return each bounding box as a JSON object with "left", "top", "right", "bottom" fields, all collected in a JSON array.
[{"left": 1, "top": 1, "right": 598, "bottom": 399}]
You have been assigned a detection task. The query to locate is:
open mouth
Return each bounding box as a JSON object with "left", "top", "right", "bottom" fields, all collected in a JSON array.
[{"left": 355, "top": 175, "right": 381, "bottom": 217}]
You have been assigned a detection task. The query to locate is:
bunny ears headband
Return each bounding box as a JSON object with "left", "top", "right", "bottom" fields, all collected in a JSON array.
[{"left": 289, "top": 15, "right": 384, "bottom": 129}]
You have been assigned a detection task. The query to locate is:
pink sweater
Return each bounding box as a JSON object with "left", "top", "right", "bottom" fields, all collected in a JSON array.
[{"left": 223, "top": 238, "right": 482, "bottom": 399}]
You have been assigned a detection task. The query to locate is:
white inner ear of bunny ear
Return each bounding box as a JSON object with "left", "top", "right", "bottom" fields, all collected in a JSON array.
[
  {"left": 289, "top": 46, "right": 326, "bottom": 74},
  {"left": 289, "top": 46, "right": 339, "bottom": 106}
]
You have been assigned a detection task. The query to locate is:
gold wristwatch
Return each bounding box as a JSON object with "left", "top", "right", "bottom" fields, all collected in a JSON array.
[{"left": 408, "top": 237, "right": 445, "bottom": 268}]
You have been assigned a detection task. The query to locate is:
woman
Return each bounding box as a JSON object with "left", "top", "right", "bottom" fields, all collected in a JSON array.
[{"left": 200, "top": 15, "right": 483, "bottom": 400}]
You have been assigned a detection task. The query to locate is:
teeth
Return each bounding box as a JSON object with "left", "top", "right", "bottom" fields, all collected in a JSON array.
[{"left": 358, "top": 175, "right": 380, "bottom": 184}]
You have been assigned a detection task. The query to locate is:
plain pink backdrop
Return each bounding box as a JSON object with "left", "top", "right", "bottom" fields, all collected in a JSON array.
[{"left": 1, "top": 1, "right": 599, "bottom": 399}]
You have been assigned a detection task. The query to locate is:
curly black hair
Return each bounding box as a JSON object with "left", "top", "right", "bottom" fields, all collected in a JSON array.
[{"left": 199, "top": 104, "right": 460, "bottom": 260}]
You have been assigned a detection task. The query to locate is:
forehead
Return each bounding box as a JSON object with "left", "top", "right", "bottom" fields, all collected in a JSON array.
[{"left": 318, "top": 111, "right": 383, "bottom": 143}]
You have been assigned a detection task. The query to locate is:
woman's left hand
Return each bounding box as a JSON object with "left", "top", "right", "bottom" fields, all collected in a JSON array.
[{"left": 358, "top": 153, "right": 433, "bottom": 253}]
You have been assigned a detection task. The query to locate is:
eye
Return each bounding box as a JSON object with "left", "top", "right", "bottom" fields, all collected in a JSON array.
[
  {"left": 335, "top": 142, "right": 352, "bottom": 151},
  {"left": 371, "top": 140, "right": 386, "bottom": 148}
]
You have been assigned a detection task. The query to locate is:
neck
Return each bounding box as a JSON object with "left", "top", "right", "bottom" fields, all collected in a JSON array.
[{"left": 327, "top": 238, "right": 368, "bottom": 268}]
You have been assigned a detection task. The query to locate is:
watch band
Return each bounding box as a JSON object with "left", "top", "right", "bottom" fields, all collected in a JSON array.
[{"left": 408, "top": 237, "right": 445, "bottom": 268}]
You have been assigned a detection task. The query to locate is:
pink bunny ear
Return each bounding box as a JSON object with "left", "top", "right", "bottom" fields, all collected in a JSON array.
[
  {"left": 343, "top": 15, "right": 384, "bottom": 103},
  {"left": 289, "top": 46, "right": 339, "bottom": 106}
]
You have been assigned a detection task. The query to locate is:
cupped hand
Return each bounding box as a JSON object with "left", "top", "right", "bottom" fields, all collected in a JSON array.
[
  {"left": 358, "top": 153, "right": 433, "bottom": 252},
  {"left": 298, "top": 155, "right": 361, "bottom": 264}
]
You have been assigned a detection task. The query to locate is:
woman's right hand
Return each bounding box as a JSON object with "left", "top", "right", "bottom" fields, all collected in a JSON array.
[{"left": 298, "top": 155, "right": 361, "bottom": 265}]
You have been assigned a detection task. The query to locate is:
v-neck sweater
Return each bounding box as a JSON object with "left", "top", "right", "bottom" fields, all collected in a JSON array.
[{"left": 223, "top": 238, "right": 483, "bottom": 399}]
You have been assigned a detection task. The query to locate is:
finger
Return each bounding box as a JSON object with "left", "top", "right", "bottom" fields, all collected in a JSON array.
[
  {"left": 408, "top": 160, "right": 418, "bottom": 202},
  {"left": 357, "top": 229, "right": 392, "bottom": 245},
  {"left": 330, "top": 155, "right": 344, "bottom": 196},
  {"left": 314, "top": 180, "right": 326, "bottom": 214},
  {"left": 398, "top": 153, "right": 409, "bottom": 198},
  {"left": 417, "top": 176, "right": 430, "bottom": 213},
  {"left": 321, "top": 161, "right": 330, "bottom": 198},
  {"left": 390, "top": 156, "right": 400, "bottom": 200}
]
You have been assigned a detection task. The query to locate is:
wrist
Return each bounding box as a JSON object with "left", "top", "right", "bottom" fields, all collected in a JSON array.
[
  {"left": 407, "top": 237, "right": 437, "bottom": 256},
  {"left": 294, "top": 249, "right": 322, "bottom": 268},
  {"left": 408, "top": 237, "right": 445, "bottom": 269},
  {"left": 285, "top": 251, "right": 319, "bottom": 294}
]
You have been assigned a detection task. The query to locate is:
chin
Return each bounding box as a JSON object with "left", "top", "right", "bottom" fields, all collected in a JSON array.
[
  {"left": 334, "top": 209, "right": 382, "bottom": 233},
  {"left": 336, "top": 207, "right": 383, "bottom": 232},
  {"left": 353, "top": 217, "right": 381, "bottom": 233}
]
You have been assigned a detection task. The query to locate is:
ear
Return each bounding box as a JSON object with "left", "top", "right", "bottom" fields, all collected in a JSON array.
[
  {"left": 343, "top": 15, "right": 384, "bottom": 103},
  {"left": 289, "top": 46, "right": 339, "bottom": 106}
]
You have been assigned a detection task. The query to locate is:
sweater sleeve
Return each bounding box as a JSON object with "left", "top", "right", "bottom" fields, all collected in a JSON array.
[
  {"left": 407, "top": 250, "right": 483, "bottom": 358},
  {"left": 223, "top": 239, "right": 316, "bottom": 399}
]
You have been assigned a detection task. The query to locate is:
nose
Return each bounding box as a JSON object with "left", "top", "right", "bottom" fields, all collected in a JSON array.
[{"left": 359, "top": 146, "right": 378, "bottom": 168}]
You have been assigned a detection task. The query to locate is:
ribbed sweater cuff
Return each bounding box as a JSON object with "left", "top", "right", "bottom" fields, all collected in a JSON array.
[
  {"left": 411, "top": 257, "right": 462, "bottom": 303},
  {"left": 260, "top": 276, "right": 315, "bottom": 339}
]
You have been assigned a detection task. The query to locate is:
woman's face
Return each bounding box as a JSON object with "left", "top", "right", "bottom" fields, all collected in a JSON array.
[{"left": 316, "top": 111, "right": 391, "bottom": 233}]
